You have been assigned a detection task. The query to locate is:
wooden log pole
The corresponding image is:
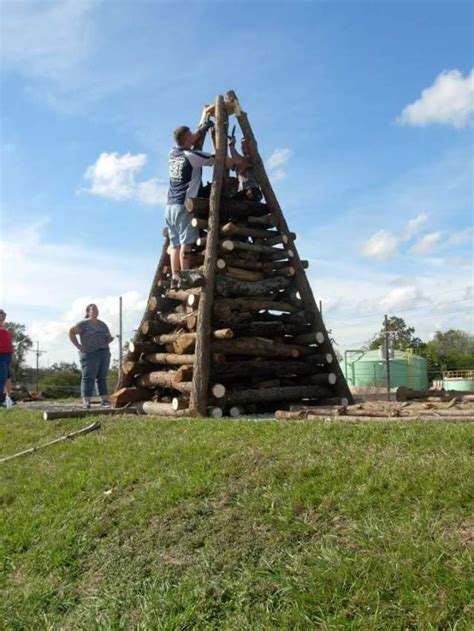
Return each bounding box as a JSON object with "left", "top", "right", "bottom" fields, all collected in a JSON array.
[{"left": 190, "top": 95, "right": 228, "bottom": 417}]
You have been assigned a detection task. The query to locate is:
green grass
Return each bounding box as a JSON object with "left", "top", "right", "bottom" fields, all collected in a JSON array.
[{"left": 1, "top": 409, "right": 472, "bottom": 630}]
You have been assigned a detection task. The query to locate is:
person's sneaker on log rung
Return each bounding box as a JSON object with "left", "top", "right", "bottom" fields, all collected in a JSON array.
[
  {"left": 101, "top": 400, "right": 111, "bottom": 409},
  {"left": 178, "top": 270, "right": 205, "bottom": 289},
  {"left": 82, "top": 399, "right": 91, "bottom": 409},
  {"left": 170, "top": 276, "right": 180, "bottom": 290}
]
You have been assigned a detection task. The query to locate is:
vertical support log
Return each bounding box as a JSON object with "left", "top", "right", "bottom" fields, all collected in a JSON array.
[
  {"left": 227, "top": 90, "right": 353, "bottom": 405},
  {"left": 190, "top": 95, "right": 228, "bottom": 416}
]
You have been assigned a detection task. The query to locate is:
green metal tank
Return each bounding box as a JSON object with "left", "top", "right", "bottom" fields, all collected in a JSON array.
[
  {"left": 343, "top": 349, "right": 428, "bottom": 390},
  {"left": 442, "top": 371, "right": 474, "bottom": 392}
]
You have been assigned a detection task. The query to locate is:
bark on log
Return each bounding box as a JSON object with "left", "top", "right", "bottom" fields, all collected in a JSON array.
[
  {"left": 293, "top": 331, "right": 325, "bottom": 345},
  {"left": 141, "top": 320, "right": 174, "bottom": 336},
  {"left": 137, "top": 401, "right": 191, "bottom": 417},
  {"left": 134, "top": 371, "right": 192, "bottom": 392},
  {"left": 215, "top": 297, "right": 298, "bottom": 314},
  {"left": 221, "top": 222, "right": 278, "bottom": 240},
  {"left": 225, "top": 267, "right": 265, "bottom": 282},
  {"left": 153, "top": 331, "right": 194, "bottom": 345},
  {"left": 185, "top": 196, "right": 269, "bottom": 219},
  {"left": 215, "top": 274, "right": 291, "bottom": 297},
  {"left": 228, "top": 89, "right": 353, "bottom": 405},
  {"left": 191, "top": 95, "right": 227, "bottom": 417},
  {"left": 147, "top": 296, "right": 180, "bottom": 312},
  {"left": 226, "top": 384, "right": 332, "bottom": 405},
  {"left": 144, "top": 353, "right": 195, "bottom": 365},
  {"left": 221, "top": 239, "right": 293, "bottom": 258},
  {"left": 111, "top": 387, "right": 153, "bottom": 407},
  {"left": 128, "top": 341, "right": 166, "bottom": 360},
  {"left": 174, "top": 365, "right": 194, "bottom": 383},
  {"left": 212, "top": 338, "right": 299, "bottom": 358},
  {"left": 211, "top": 360, "right": 315, "bottom": 380},
  {"left": 247, "top": 213, "right": 278, "bottom": 226},
  {"left": 165, "top": 288, "right": 202, "bottom": 302},
  {"left": 160, "top": 312, "right": 197, "bottom": 330},
  {"left": 264, "top": 232, "right": 296, "bottom": 246},
  {"left": 122, "top": 361, "right": 158, "bottom": 376},
  {"left": 305, "top": 373, "right": 337, "bottom": 386}
]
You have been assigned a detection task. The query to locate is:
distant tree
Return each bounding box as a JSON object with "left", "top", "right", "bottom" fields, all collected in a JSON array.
[
  {"left": 4, "top": 322, "right": 33, "bottom": 381},
  {"left": 49, "top": 361, "right": 80, "bottom": 373},
  {"left": 368, "top": 316, "right": 423, "bottom": 351},
  {"left": 422, "top": 330, "right": 474, "bottom": 378}
]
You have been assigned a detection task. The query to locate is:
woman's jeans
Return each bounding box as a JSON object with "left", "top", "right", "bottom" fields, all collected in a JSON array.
[
  {"left": 79, "top": 349, "right": 111, "bottom": 398},
  {"left": 0, "top": 353, "right": 12, "bottom": 405}
]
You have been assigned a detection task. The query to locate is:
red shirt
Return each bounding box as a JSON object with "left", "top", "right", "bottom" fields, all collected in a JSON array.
[{"left": 0, "top": 327, "right": 14, "bottom": 353}]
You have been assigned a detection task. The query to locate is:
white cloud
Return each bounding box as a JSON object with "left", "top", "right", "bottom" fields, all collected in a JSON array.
[
  {"left": 85, "top": 152, "right": 146, "bottom": 200},
  {"left": 397, "top": 69, "right": 474, "bottom": 128},
  {"left": 402, "top": 212, "right": 429, "bottom": 240},
  {"left": 446, "top": 227, "right": 473, "bottom": 246},
  {"left": 380, "top": 286, "right": 428, "bottom": 311},
  {"left": 136, "top": 178, "right": 168, "bottom": 206},
  {"left": 84, "top": 152, "right": 167, "bottom": 206},
  {"left": 267, "top": 148, "right": 291, "bottom": 170},
  {"left": 266, "top": 148, "right": 291, "bottom": 182},
  {"left": 411, "top": 232, "right": 443, "bottom": 254},
  {"left": 362, "top": 229, "right": 399, "bottom": 259},
  {"left": 362, "top": 213, "right": 443, "bottom": 259}
]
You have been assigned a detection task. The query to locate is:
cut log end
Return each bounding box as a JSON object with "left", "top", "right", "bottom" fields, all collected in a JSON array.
[{"left": 211, "top": 383, "right": 226, "bottom": 398}]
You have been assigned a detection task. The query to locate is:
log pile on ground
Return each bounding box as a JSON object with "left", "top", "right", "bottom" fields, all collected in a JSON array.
[
  {"left": 112, "top": 91, "right": 353, "bottom": 417},
  {"left": 274, "top": 397, "right": 474, "bottom": 422}
]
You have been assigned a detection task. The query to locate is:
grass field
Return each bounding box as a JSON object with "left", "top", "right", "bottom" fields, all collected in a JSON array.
[{"left": 1, "top": 409, "right": 472, "bottom": 630}]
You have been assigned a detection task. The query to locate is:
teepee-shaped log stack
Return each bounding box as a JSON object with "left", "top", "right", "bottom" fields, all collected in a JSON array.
[{"left": 112, "top": 91, "right": 354, "bottom": 417}]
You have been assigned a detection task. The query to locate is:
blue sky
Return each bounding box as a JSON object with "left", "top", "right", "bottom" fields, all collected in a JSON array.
[{"left": 1, "top": 0, "right": 473, "bottom": 366}]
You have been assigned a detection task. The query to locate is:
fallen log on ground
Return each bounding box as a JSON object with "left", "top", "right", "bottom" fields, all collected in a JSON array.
[{"left": 136, "top": 401, "right": 191, "bottom": 417}]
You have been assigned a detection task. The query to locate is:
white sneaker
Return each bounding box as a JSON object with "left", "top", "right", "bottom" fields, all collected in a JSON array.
[
  {"left": 5, "top": 396, "right": 13, "bottom": 409},
  {"left": 82, "top": 400, "right": 91, "bottom": 409}
]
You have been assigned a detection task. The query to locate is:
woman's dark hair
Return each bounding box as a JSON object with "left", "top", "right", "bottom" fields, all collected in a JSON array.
[{"left": 85, "top": 303, "right": 98, "bottom": 318}]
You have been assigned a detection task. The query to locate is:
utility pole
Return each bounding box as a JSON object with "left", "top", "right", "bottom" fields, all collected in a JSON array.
[
  {"left": 34, "top": 341, "right": 47, "bottom": 394},
  {"left": 384, "top": 314, "right": 391, "bottom": 402}
]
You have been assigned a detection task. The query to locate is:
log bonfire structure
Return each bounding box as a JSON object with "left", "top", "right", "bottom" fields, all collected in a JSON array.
[{"left": 112, "top": 91, "right": 354, "bottom": 417}]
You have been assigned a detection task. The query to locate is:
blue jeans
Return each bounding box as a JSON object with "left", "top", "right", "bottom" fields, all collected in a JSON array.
[
  {"left": 79, "top": 349, "right": 111, "bottom": 398},
  {"left": 0, "top": 353, "right": 12, "bottom": 405}
]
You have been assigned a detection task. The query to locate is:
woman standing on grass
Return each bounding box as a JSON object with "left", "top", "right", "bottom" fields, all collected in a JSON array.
[
  {"left": 0, "top": 309, "right": 14, "bottom": 408},
  {"left": 68, "top": 304, "right": 114, "bottom": 409}
]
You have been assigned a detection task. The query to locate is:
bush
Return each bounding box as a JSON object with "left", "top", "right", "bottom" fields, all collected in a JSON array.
[{"left": 38, "top": 371, "right": 81, "bottom": 399}]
